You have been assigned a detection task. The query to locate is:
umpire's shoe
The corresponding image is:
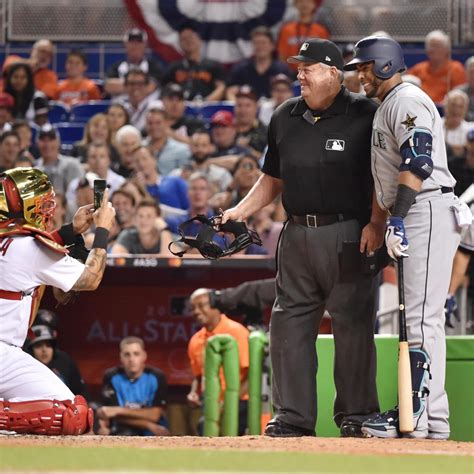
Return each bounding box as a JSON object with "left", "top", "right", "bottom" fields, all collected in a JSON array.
[
  {"left": 264, "top": 419, "right": 315, "bottom": 437},
  {"left": 361, "top": 409, "right": 400, "bottom": 438},
  {"left": 340, "top": 420, "right": 364, "bottom": 438}
]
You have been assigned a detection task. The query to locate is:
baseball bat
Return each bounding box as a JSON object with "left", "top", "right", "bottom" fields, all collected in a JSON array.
[{"left": 397, "top": 257, "right": 413, "bottom": 433}]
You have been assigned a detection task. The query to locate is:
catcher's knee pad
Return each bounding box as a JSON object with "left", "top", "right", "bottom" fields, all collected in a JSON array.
[
  {"left": 0, "top": 395, "right": 93, "bottom": 435},
  {"left": 409, "top": 349, "right": 430, "bottom": 417}
]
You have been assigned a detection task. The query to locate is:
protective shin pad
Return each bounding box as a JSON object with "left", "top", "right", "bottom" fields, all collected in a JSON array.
[
  {"left": 409, "top": 349, "right": 430, "bottom": 425},
  {"left": 0, "top": 395, "right": 93, "bottom": 435}
]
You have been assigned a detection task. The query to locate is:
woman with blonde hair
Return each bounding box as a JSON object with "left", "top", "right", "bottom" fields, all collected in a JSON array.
[{"left": 71, "top": 112, "right": 120, "bottom": 164}]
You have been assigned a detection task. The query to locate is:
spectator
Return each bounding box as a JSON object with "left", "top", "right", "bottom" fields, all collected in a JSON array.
[
  {"left": 97, "top": 336, "right": 169, "bottom": 436},
  {"left": 449, "top": 128, "right": 474, "bottom": 197},
  {"left": 11, "top": 119, "right": 40, "bottom": 159},
  {"left": 143, "top": 107, "right": 191, "bottom": 176},
  {"left": 71, "top": 113, "right": 120, "bottom": 165},
  {"left": 132, "top": 146, "right": 189, "bottom": 210},
  {"left": 277, "top": 0, "right": 330, "bottom": 73},
  {"left": 172, "top": 130, "right": 233, "bottom": 193},
  {"left": 35, "top": 125, "right": 83, "bottom": 195},
  {"left": 187, "top": 288, "right": 250, "bottom": 436},
  {"left": 27, "top": 325, "right": 90, "bottom": 401},
  {"left": 165, "top": 172, "right": 216, "bottom": 235},
  {"left": 111, "top": 199, "right": 172, "bottom": 254},
  {"left": 3, "top": 62, "right": 49, "bottom": 122},
  {"left": 114, "top": 124, "right": 142, "bottom": 178},
  {"left": 407, "top": 30, "right": 466, "bottom": 104},
  {"left": 161, "top": 83, "right": 205, "bottom": 144},
  {"left": 118, "top": 69, "right": 159, "bottom": 133},
  {"left": 67, "top": 143, "right": 125, "bottom": 214},
  {"left": 227, "top": 27, "right": 292, "bottom": 100},
  {"left": 209, "top": 111, "right": 247, "bottom": 158},
  {"left": 105, "top": 28, "right": 162, "bottom": 97},
  {"left": 442, "top": 89, "right": 473, "bottom": 160},
  {"left": 0, "top": 92, "right": 14, "bottom": 132},
  {"left": 248, "top": 201, "right": 285, "bottom": 256},
  {"left": 457, "top": 56, "right": 474, "bottom": 121},
  {"left": 109, "top": 188, "right": 136, "bottom": 249},
  {"left": 54, "top": 50, "right": 101, "bottom": 106},
  {"left": 163, "top": 25, "right": 226, "bottom": 101},
  {"left": 0, "top": 131, "right": 21, "bottom": 172},
  {"left": 107, "top": 103, "right": 130, "bottom": 146},
  {"left": 234, "top": 86, "right": 268, "bottom": 160},
  {"left": 258, "top": 74, "right": 294, "bottom": 126},
  {"left": 13, "top": 151, "right": 35, "bottom": 169}
]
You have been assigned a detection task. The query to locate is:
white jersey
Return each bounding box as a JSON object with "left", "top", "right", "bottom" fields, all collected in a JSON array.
[
  {"left": 0, "top": 236, "right": 85, "bottom": 347},
  {"left": 371, "top": 82, "right": 456, "bottom": 210}
]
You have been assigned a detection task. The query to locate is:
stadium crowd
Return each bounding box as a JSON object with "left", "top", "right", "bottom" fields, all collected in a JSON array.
[{"left": 1, "top": 0, "right": 473, "bottom": 436}]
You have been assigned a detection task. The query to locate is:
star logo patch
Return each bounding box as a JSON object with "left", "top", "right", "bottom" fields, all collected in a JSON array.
[{"left": 401, "top": 113, "right": 417, "bottom": 130}]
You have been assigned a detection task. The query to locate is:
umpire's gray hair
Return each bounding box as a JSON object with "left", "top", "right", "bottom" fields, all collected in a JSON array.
[{"left": 115, "top": 124, "right": 141, "bottom": 144}]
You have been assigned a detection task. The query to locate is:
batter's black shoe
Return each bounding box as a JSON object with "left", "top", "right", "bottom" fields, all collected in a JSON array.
[
  {"left": 340, "top": 420, "right": 364, "bottom": 438},
  {"left": 361, "top": 409, "right": 400, "bottom": 438},
  {"left": 264, "top": 419, "right": 315, "bottom": 438}
]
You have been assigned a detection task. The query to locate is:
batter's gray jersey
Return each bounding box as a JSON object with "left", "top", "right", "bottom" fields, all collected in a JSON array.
[{"left": 371, "top": 82, "right": 456, "bottom": 210}]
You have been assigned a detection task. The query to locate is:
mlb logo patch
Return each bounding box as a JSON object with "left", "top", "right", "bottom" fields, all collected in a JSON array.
[
  {"left": 325, "top": 139, "right": 345, "bottom": 151},
  {"left": 300, "top": 42, "right": 309, "bottom": 51}
]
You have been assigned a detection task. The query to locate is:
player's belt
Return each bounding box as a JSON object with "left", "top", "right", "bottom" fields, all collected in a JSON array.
[
  {"left": 0, "top": 289, "right": 24, "bottom": 300},
  {"left": 420, "top": 186, "right": 454, "bottom": 195},
  {"left": 290, "top": 213, "right": 357, "bottom": 228}
]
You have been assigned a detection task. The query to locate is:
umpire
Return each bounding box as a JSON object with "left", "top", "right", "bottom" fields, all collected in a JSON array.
[{"left": 222, "top": 38, "right": 387, "bottom": 437}]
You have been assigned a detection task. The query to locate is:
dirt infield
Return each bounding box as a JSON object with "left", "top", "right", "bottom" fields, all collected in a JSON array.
[{"left": 0, "top": 434, "right": 472, "bottom": 457}]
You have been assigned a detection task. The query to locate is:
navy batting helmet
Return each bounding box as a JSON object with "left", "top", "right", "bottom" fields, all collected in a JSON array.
[{"left": 343, "top": 36, "right": 406, "bottom": 79}]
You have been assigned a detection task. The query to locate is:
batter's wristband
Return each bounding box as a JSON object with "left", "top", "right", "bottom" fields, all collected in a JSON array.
[
  {"left": 92, "top": 227, "right": 109, "bottom": 249},
  {"left": 392, "top": 184, "right": 418, "bottom": 218}
]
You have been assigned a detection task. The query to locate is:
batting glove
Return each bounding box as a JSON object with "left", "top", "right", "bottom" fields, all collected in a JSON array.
[
  {"left": 385, "top": 216, "right": 409, "bottom": 260},
  {"left": 444, "top": 294, "right": 459, "bottom": 328}
]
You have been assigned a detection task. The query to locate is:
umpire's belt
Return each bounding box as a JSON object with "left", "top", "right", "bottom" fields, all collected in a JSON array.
[{"left": 290, "top": 213, "right": 356, "bottom": 228}]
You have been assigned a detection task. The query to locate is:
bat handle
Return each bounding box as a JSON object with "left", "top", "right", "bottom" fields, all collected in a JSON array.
[{"left": 397, "top": 257, "right": 407, "bottom": 342}]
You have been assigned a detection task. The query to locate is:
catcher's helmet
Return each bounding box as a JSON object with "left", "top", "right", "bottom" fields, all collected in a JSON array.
[
  {"left": 343, "top": 36, "right": 406, "bottom": 79},
  {"left": 0, "top": 167, "right": 56, "bottom": 231}
]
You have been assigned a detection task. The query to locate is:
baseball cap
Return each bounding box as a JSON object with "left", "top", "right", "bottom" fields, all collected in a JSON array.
[
  {"left": 288, "top": 38, "right": 344, "bottom": 70},
  {"left": 271, "top": 73, "right": 292, "bottom": 88},
  {"left": 235, "top": 85, "right": 258, "bottom": 102},
  {"left": 124, "top": 28, "right": 147, "bottom": 43},
  {"left": 33, "top": 96, "right": 49, "bottom": 116},
  {"left": 211, "top": 110, "right": 234, "bottom": 127},
  {"left": 161, "top": 83, "right": 184, "bottom": 100},
  {"left": 35, "top": 309, "right": 58, "bottom": 330},
  {"left": 0, "top": 92, "right": 14, "bottom": 110},
  {"left": 38, "top": 124, "right": 59, "bottom": 140},
  {"left": 467, "top": 129, "right": 474, "bottom": 142},
  {"left": 30, "top": 325, "right": 56, "bottom": 345}
]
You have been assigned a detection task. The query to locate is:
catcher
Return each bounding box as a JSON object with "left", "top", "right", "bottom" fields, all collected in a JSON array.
[{"left": 0, "top": 167, "right": 115, "bottom": 435}]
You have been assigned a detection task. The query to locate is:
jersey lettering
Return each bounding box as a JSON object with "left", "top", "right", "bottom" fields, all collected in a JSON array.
[
  {"left": 0, "top": 237, "right": 13, "bottom": 256},
  {"left": 372, "top": 130, "right": 387, "bottom": 149}
]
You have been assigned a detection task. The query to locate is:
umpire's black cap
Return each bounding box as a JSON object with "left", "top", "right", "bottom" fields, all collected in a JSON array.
[{"left": 288, "top": 38, "right": 344, "bottom": 71}]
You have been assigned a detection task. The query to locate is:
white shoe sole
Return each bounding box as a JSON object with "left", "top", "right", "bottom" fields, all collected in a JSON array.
[{"left": 361, "top": 426, "right": 399, "bottom": 439}]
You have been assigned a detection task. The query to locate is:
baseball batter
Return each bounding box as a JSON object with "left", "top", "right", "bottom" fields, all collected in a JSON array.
[
  {"left": 0, "top": 167, "right": 115, "bottom": 435},
  {"left": 344, "top": 36, "right": 471, "bottom": 439}
]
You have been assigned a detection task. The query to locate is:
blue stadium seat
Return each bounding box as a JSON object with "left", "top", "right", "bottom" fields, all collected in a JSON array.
[
  {"left": 48, "top": 101, "right": 69, "bottom": 124},
  {"left": 185, "top": 103, "right": 200, "bottom": 117},
  {"left": 199, "top": 101, "right": 235, "bottom": 121},
  {"left": 56, "top": 122, "right": 85, "bottom": 145},
  {"left": 69, "top": 100, "right": 111, "bottom": 123}
]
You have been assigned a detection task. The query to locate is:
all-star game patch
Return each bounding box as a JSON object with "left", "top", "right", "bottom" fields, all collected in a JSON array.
[{"left": 401, "top": 113, "right": 417, "bottom": 130}]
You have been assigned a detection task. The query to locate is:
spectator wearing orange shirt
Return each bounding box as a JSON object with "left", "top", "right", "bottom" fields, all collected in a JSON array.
[
  {"left": 187, "top": 288, "right": 249, "bottom": 435},
  {"left": 55, "top": 50, "right": 101, "bottom": 106},
  {"left": 277, "top": 0, "right": 330, "bottom": 72},
  {"left": 407, "top": 30, "right": 466, "bottom": 104}
]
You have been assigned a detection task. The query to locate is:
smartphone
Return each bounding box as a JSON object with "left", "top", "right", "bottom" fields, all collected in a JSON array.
[{"left": 93, "top": 179, "right": 107, "bottom": 210}]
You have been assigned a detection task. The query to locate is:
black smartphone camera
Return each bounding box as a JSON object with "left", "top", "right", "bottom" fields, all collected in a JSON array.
[{"left": 93, "top": 179, "right": 107, "bottom": 210}]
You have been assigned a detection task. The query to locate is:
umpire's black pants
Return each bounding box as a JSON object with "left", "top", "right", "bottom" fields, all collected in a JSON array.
[{"left": 270, "top": 219, "right": 380, "bottom": 431}]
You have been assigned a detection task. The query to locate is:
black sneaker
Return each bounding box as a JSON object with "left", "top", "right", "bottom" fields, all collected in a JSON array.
[
  {"left": 264, "top": 419, "right": 315, "bottom": 438},
  {"left": 361, "top": 409, "right": 400, "bottom": 438},
  {"left": 340, "top": 420, "right": 364, "bottom": 438}
]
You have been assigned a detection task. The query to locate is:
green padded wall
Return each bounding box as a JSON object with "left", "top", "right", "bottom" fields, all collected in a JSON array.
[{"left": 314, "top": 335, "right": 474, "bottom": 441}]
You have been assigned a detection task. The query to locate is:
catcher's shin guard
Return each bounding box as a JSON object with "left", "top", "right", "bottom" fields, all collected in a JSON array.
[{"left": 0, "top": 395, "right": 93, "bottom": 435}]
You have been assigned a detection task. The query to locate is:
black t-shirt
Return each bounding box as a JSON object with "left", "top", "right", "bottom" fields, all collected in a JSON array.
[
  {"left": 262, "top": 87, "right": 377, "bottom": 218},
  {"left": 48, "top": 349, "right": 90, "bottom": 401},
  {"left": 448, "top": 155, "right": 474, "bottom": 197},
  {"left": 106, "top": 58, "right": 163, "bottom": 84},
  {"left": 237, "top": 121, "right": 268, "bottom": 153},
  {"left": 163, "top": 59, "right": 225, "bottom": 100}
]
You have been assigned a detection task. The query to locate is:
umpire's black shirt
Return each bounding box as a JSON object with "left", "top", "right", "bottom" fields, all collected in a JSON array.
[{"left": 262, "top": 86, "right": 377, "bottom": 219}]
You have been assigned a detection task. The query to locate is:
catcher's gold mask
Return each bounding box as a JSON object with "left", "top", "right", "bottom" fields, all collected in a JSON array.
[{"left": 0, "top": 168, "right": 56, "bottom": 231}]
